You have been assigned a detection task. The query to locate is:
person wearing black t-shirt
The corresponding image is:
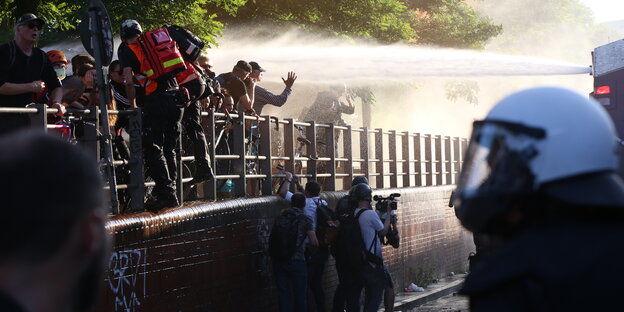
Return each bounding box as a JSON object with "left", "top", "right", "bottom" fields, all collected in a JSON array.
[
  {"left": 0, "top": 14, "right": 65, "bottom": 136},
  {"left": 117, "top": 19, "right": 183, "bottom": 210},
  {"left": 215, "top": 60, "right": 257, "bottom": 115}
]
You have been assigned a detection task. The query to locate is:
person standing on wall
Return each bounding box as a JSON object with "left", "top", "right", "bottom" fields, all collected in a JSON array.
[
  {"left": 196, "top": 53, "right": 215, "bottom": 79},
  {"left": 248, "top": 61, "right": 297, "bottom": 116},
  {"left": 215, "top": 60, "right": 257, "bottom": 116},
  {"left": 117, "top": 19, "right": 184, "bottom": 210},
  {"left": 0, "top": 14, "right": 65, "bottom": 136},
  {"left": 177, "top": 54, "right": 214, "bottom": 185}
]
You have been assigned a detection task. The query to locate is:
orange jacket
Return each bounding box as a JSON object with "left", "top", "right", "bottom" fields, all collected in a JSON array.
[{"left": 127, "top": 43, "right": 158, "bottom": 95}]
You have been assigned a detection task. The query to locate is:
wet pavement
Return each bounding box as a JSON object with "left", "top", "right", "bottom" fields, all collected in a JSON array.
[
  {"left": 405, "top": 292, "right": 469, "bottom": 312},
  {"left": 390, "top": 273, "right": 467, "bottom": 312}
]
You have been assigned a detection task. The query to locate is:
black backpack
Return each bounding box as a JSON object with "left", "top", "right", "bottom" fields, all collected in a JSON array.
[
  {"left": 268, "top": 210, "right": 303, "bottom": 261},
  {"left": 334, "top": 209, "right": 382, "bottom": 271},
  {"left": 164, "top": 25, "right": 205, "bottom": 62},
  {"left": 314, "top": 199, "right": 338, "bottom": 246}
]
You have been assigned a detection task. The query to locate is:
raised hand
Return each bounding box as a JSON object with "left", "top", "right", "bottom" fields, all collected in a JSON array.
[{"left": 282, "top": 71, "right": 297, "bottom": 89}]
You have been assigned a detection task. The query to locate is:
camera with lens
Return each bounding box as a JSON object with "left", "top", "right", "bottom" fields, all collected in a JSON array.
[
  {"left": 373, "top": 193, "right": 401, "bottom": 248},
  {"left": 373, "top": 193, "right": 400, "bottom": 213}
]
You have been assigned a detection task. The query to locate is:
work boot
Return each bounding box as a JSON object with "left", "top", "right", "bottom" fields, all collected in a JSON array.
[{"left": 145, "top": 192, "right": 180, "bottom": 212}]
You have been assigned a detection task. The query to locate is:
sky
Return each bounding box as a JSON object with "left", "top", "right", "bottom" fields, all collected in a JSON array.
[{"left": 579, "top": 0, "right": 624, "bottom": 23}]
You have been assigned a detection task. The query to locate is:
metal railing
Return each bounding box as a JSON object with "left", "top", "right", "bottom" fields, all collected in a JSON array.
[{"left": 0, "top": 104, "right": 468, "bottom": 214}]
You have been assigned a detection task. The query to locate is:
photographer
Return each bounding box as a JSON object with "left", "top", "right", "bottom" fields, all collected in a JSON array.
[
  {"left": 331, "top": 176, "right": 369, "bottom": 312},
  {"left": 373, "top": 193, "right": 401, "bottom": 312},
  {"left": 374, "top": 194, "right": 400, "bottom": 249},
  {"left": 346, "top": 183, "right": 392, "bottom": 312}
]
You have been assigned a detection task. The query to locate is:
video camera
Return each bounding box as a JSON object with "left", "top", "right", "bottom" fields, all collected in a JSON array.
[{"left": 373, "top": 193, "right": 400, "bottom": 213}]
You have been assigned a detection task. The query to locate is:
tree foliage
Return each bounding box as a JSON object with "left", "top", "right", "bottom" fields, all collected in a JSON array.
[
  {"left": 230, "top": 0, "right": 416, "bottom": 43},
  {"left": 231, "top": 0, "right": 502, "bottom": 47},
  {"left": 0, "top": 0, "right": 504, "bottom": 50},
  {"left": 408, "top": 0, "right": 502, "bottom": 49},
  {"left": 0, "top": 0, "right": 245, "bottom": 46}
]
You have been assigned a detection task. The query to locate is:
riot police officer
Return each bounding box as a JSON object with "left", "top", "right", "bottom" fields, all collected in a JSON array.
[{"left": 454, "top": 87, "right": 624, "bottom": 311}]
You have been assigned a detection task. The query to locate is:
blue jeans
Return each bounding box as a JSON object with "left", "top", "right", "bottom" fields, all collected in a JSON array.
[
  {"left": 346, "top": 265, "right": 387, "bottom": 312},
  {"left": 274, "top": 259, "right": 308, "bottom": 312},
  {"left": 361, "top": 265, "right": 387, "bottom": 312}
]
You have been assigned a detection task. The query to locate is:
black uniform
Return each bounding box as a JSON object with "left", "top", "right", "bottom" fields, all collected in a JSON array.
[
  {"left": 118, "top": 42, "right": 182, "bottom": 204},
  {"left": 181, "top": 73, "right": 213, "bottom": 179},
  {"left": 463, "top": 220, "right": 624, "bottom": 311}
]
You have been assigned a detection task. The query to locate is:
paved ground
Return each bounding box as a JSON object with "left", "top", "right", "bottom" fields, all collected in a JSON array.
[
  {"left": 405, "top": 292, "right": 469, "bottom": 312},
  {"left": 389, "top": 273, "right": 468, "bottom": 312}
]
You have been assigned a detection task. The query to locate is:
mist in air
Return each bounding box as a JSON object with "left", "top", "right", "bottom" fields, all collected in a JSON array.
[
  {"left": 44, "top": 31, "right": 591, "bottom": 83},
  {"left": 211, "top": 29, "right": 591, "bottom": 84},
  {"left": 42, "top": 27, "right": 597, "bottom": 137},
  {"left": 207, "top": 27, "right": 594, "bottom": 138}
]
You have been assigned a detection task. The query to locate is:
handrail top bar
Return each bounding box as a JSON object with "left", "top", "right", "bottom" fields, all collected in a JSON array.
[{"left": 293, "top": 120, "right": 312, "bottom": 127}]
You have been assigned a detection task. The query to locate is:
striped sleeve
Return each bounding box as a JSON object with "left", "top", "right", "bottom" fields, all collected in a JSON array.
[{"left": 254, "top": 85, "right": 291, "bottom": 110}]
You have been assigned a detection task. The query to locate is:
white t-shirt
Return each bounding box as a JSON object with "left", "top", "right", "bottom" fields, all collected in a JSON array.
[
  {"left": 284, "top": 191, "right": 328, "bottom": 231},
  {"left": 355, "top": 208, "right": 384, "bottom": 265}
]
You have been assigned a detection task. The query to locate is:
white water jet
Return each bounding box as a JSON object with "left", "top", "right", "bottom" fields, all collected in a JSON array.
[
  {"left": 42, "top": 31, "right": 591, "bottom": 83},
  {"left": 210, "top": 44, "right": 591, "bottom": 83}
]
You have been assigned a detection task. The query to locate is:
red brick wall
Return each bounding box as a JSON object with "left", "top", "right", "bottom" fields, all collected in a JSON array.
[{"left": 95, "top": 186, "right": 474, "bottom": 312}]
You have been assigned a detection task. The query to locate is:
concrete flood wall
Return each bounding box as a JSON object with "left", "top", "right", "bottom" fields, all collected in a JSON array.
[{"left": 96, "top": 186, "right": 474, "bottom": 312}]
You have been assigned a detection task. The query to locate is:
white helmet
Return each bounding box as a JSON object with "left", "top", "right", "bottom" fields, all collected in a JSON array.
[{"left": 454, "top": 86, "right": 624, "bottom": 233}]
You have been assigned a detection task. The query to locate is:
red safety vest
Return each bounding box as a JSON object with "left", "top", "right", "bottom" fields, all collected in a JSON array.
[{"left": 127, "top": 43, "right": 158, "bottom": 95}]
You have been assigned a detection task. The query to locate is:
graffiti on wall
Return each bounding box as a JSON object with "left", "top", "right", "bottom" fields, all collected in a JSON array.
[
  {"left": 108, "top": 248, "right": 147, "bottom": 312},
  {"left": 255, "top": 219, "right": 271, "bottom": 277}
]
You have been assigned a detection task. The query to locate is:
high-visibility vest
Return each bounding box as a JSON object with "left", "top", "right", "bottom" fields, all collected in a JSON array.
[{"left": 127, "top": 43, "right": 157, "bottom": 95}]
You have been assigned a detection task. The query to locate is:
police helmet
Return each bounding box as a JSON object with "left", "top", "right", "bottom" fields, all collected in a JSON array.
[{"left": 454, "top": 87, "right": 624, "bottom": 233}]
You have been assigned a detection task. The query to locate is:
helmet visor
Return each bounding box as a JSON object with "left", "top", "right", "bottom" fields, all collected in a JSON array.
[{"left": 455, "top": 120, "right": 546, "bottom": 201}]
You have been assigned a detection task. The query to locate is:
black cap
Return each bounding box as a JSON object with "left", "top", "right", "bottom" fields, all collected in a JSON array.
[
  {"left": 235, "top": 60, "right": 252, "bottom": 73},
  {"left": 16, "top": 13, "right": 44, "bottom": 27},
  {"left": 249, "top": 61, "right": 265, "bottom": 72}
]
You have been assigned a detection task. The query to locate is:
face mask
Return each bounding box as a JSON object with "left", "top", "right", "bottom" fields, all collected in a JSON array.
[{"left": 54, "top": 67, "right": 66, "bottom": 80}]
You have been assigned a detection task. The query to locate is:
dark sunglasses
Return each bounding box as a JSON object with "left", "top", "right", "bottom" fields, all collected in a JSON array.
[{"left": 25, "top": 23, "right": 42, "bottom": 30}]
